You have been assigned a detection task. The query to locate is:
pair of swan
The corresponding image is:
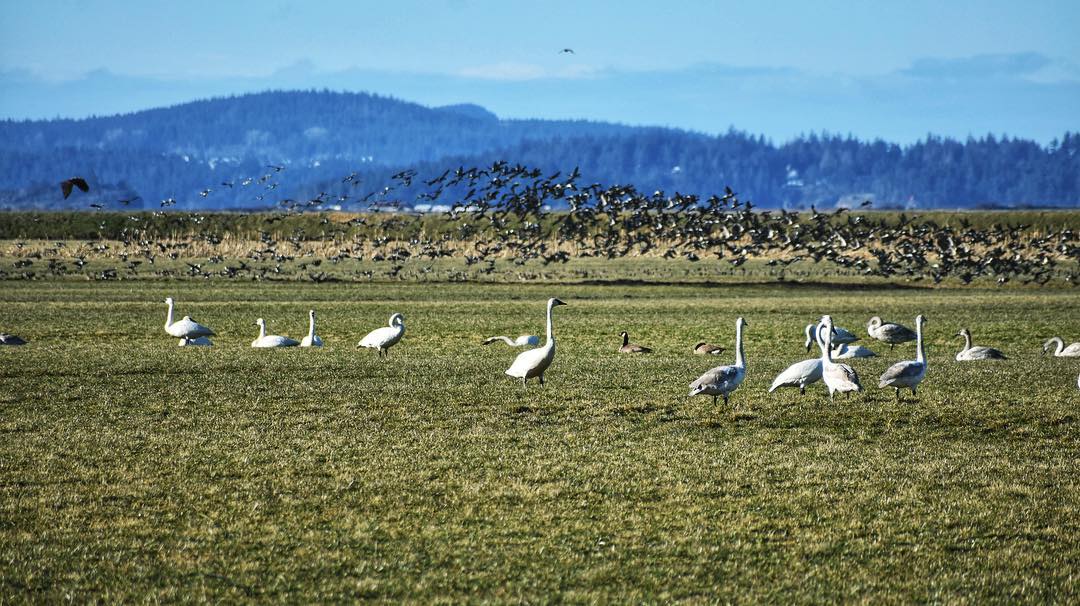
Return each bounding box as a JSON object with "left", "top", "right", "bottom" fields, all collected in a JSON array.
[
  {"left": 772, "top": 318, "right": 864, "bottom": 398},
  {"left": 689, "top": 317, "right": 747, "bottom": 406},
  {"left": 358, "top": 313, "right": 405, "bottom": 357},
  {"left": 867, "top": 316, "right": 917, "bottom": 349},
  {"left": 1042, "top": 337, "right": 1080, "bottom": 357},
  {"left": 802, "top": 321, "right": 875, "bottom": 359},
  {"left": 253, "top": 310, "right": 324, "bottom": 348},
  {"left": 955, "top": 328, "right": 1006, "bottom": 360},
  {"left": 505, "top": 298, "right": 566, "bottom": 386},
  {"left": 878, "top": 315, "right": 928, "bottom": 400}
]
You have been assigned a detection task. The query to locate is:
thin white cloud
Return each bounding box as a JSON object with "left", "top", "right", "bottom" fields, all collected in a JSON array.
[{"left": 456, "top": 62, "right": 599, "bottom": 81}]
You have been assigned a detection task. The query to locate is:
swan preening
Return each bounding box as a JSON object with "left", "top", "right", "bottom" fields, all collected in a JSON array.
[
  {"left": 358, "top": 313, "right": 406, "bottom": 357},
  {"left": 693, "top": 342, "right": 725, "bottom": 355},
  {"left": 689, "top": 317, "right": 747, "bottom": 405},
  {"left": 0, "top": 333, "right": 27, "bottom": 346},
  {"left": 955, "top": 328, "right": 1006, "bottom": 361},
  {"left": 1042, "top": 337, "right": 1080, "bottom": 357},
  {"left": 301, "top": 310, "right": 323, "bottom": 347},
  {"left": 867, "top": 316, "right": 916, "bottom": 349},
  {"left": 879, "top": 315, "right": 928, "bottom": 400},
  {"left": 820, "top": 315, "right": 863, "bottom": 399},
  {"left": 505, "top": 298, "right": 566, "bottom": 386},
  {"left": 483, "top": 335, "right": 540, "bottom": 347},
  {"left": 619, "top": 331, "right": 652, "bottom": 353},
  {"left": 252, "top": 318, "right": 299, "bottom": 348},
  {"left": 164, "top": 297, "right": 215, "bottom": 339}
]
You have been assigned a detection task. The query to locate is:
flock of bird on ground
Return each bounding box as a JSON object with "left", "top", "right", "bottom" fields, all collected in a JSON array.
[
  {"left": 10, "top": 296, "right": 1078, "bottom": 396},
  {"left": 13, "top": 162, "right": 1075, "bottom": 286}
]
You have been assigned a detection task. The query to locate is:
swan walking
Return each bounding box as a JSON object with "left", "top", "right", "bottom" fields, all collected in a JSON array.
[
  {"left": 693, "top": 341, "right": 725, "bottom": 355},
  {"left": 163, "top": 297, "right": 215, "bottom": 339},
  {"left": 358, "top": 313, "right": 405, "bottom": 357},
  {"left": 689, "top": 317, "right": 747, "bottom": 406},
  {"left": 1042, "top": 337, "right": 1080, "bottom": 357},
  {"left": 301, "top": 310, "right": 323, "bottom": 347},
  {"left": 619, "top": 331, "right": 652, "bottom": 354},
  {"left": 867, "top": 316, "right": 916, "bottom": 349},
  {"left": 770, "top": 324, "right": 824, "bottom": 395},
  {"left": 879, "top": 315, "right": 928, "bottom": 401},
  {"left": 251, "top": 318, "right": 299, "bottom": 348},
  {"left": 483, "top": 335, "right": 540, "bottom": 347},
  {"left": 178, "top": 336, "right": 212, "bottom": 347},
  {"left": 0, "top": 333, "right": 27, "bottom": 346},
  {"left": 819, "top": 315, "right": 863, "bottom": 400},
  {"left": 505, "top": 298, "right": 567, "bottom": 386},
  {"left": 954, "top": 328, "right": 1006, "bottom": 361}
]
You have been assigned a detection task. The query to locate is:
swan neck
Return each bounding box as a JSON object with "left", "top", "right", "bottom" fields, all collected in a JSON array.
[
  {"left": 916, "top": 321, "right": 925, "bottom": 363},
  {"left": 1053, "top": 337, "right": 1064, "bottom": 355},
  {"left": 545, "top": 302, "right": 555, "bottom": 344},
  {"left": 165, "top": 300, "right": 174, "bottom": 328},
  {"left": 734, "top": 321, "right": 745, "bottom": 367},
  {"left": 822, "top": 322, "right": 834, "bottom": 363},
  {"left": 308, "top": 314, "right": 316, "bottom": 338},
  {"left": 962, "top": 332, "right": 972, "bottom": 350},
  {"left": 258, "top": 322, "right": 266, "bottom": 339}
]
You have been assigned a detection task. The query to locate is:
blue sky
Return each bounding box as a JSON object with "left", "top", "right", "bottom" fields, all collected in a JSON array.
[{"left": 2, "top": 0, "right": 1078, "bottom": 142}]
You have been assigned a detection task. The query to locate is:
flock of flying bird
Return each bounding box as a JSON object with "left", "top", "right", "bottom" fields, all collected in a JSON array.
[{"left": 33, "top": 161, "right": 1077, "bottom": 287}]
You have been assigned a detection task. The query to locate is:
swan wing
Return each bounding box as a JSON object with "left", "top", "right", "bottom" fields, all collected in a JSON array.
[
  {"left": 769, "top": 359, "right": 822, "bottom": 391},
  {"left": 879, "top": 361, "right": 925, "bottom": 387},
  {"left": 690, "top": 364, "right": 740, "bottom": 394},
  {"left": 824, "top": 362, "right": 862, "bottom": 390},
  {"left": 168, "top": 316, "right": 215, "bottom": 338},
  {"left": 506, "top": 344, "right": 553, "bottom": 378},
  {"left": 360, "top": 326, "right": 402, "bottom": 349}
]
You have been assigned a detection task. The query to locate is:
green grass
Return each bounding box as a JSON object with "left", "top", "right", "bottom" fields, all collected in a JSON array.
[{"left": 1, "top": 281, "right": 1079, "bottom": 602}]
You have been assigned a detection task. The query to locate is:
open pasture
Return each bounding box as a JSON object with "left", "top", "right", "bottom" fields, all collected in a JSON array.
[{"left": 1, "top": 280, "right": 1078, "bottom": 602}]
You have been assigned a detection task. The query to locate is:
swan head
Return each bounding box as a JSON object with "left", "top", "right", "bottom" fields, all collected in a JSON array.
[
  {"left": 389, "top": 313, "right": 405, "bottom": 326},
  {"left": 956, "top": 328, "right": 970, "bottom": 339},
  {"left": 164, "top": 297, "right": 174, "bottom": 305},
  {"left": 549, "top": 298, "right": 567, "bottom": 308},
  {"left": 736, "top": 317, "right": 747, "bottom": 329},
  {"left": 309, "top": 309, "right": 316, "bottom": 319},
  {"left": 868, "top": 316, "right": 882, "bottom": 329},
  {"left": 803, "top": 323, "right": 816, "bottom": 351},
  {"left": 916, "top": 314, "right": 926, "bottom": 327},
  {"left": 254, "top": 318, "right": 265, "bottom": 327}
]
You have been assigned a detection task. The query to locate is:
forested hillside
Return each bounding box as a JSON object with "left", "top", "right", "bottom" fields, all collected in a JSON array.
[{"left": 1, "top": 90, "right": 1076, "bottom": 209}]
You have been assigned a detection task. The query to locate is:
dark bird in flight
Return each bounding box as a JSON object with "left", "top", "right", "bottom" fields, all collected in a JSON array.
[
  {"left": 60, "top": 177, "right": 89, "bottom": 199},
  {"left": 117, "top": 196, "right": 140, "bottom": 205},
  {"left": 860, "top": 200, "right": 873, "bottom": 208},
  {"left": 560, "top": 48, "right": 575, "bottom": 54}
]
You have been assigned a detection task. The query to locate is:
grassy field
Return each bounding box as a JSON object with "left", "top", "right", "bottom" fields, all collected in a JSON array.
[{"left": 1, "top": 280, "right": 1078, "bottom": 602}]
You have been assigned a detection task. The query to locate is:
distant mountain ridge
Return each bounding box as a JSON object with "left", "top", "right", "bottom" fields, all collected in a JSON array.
[{"left": 0, "top": 89, "right": 1076, "bottom": 210}]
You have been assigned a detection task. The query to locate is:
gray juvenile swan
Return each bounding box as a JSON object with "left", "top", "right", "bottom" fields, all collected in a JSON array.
[
  {"left": 879, "top": 315, "right": 928, "bottom": 400},
  {"left": 867, "top": 316, "right": 916, "bottom": 349},
  {"left": 954, "top": 328, "right": 1006, "bottom": 361},
  {"left": 1042, "top": 337, "right": 1080, "bottom": 357},
  {"left": 689, "top": 317, "right": 747, "bottom": 406}
]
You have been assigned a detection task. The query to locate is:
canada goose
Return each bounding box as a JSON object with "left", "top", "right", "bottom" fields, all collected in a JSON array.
[
  {"left": 0, "top": 333, "right": 27, "bottom": 346},
  {"left": 505, "top": 298, "right": 567, "bottom": 386},
  {"left": 163, "top": 297, "right": 215, "bottom": 339},
  {"left": 1042, "top": 337, "right": 1080, "bottom": 357},
  {"left": 483, "top": 335, "right": 540, "bottom": 347},
  {"left": 879, "top": 315, "right": 928, "bottom": 400},
  {"left": 358, "top": 313, "right": 405, "bottom": 357},
  {"left": 954, "top": 328, "right": 1006, "bottom": 360},
  {"left": 301, "top": 310, "right": 323, "bottom": 347},
  {"left": 693, "top": 342, "right": 725, "bottom": 355},
  {"left": 619, "top": 331, "right": 652, "bottom": 353},
  {"left": 819, "top": 315, "right": 862, "bottom": 400},
  {"left": 251, "top": 319, "right": 299, "bottom": 348},
  {"left": 689, "top": 317, "right": 747, "bottom": 406},
  {"left": 867, "top": 316, "right": 917, "bottom": 349}
]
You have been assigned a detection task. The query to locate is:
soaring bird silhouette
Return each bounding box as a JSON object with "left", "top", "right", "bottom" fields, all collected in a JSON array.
[{"left": 60, "top": 177, "right": 89, "bottom": 199}]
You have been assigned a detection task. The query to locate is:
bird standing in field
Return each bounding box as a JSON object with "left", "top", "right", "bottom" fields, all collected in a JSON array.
[
  {"left": 954, "top": 328, "right": 1006, "bottom": 360},
  {"left": 483, "top": 335, "right": 540, "bottom": 347},
  {"left": 618, "top": 331, "right": 652, "bottom": 353},
  {"left": 770, "top": 324, "right": 823, "bottom": 395},
  {"left": 163, "top": 297, "right": 215, "bottom": 340},
  {"left": 252, "top": 318, "right": 299, "bottom": 348},
  {"left": 689, "top": 317, "right": 747, "bottom": 406},
  {"left": 879, "top": 315, "right": 928, "bottom": 401},
  {"left": 505, "top": 298, "right": 566, "bottom": 387},
  {"left": 867, "top": 316, "right": 917, "bottom": 349},
  {"left": 60, "top": 177, "right": 89, "bottom": 199},
  {"left": 301, "top": 309, "right": 323, "bottom": 347},
  {"left": 819, "top": 315, "right": 863, "bottom": 400},
  {"left": 358, "top": 313, "right": 405, "bottom": 357}
]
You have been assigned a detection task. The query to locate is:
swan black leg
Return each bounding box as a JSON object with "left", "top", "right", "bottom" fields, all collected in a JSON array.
[
  {"left": 800, "top": 386, "right": 806, "bottom": 395},
  {"left": 539, "top": 375, "right": 545, "bottom": 388}
]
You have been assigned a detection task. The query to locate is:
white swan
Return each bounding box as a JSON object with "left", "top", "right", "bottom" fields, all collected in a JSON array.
[
  {"left": 1042, "top": 337, "right": 1080, "bottom": 357},
  {"left": 0, "top": 333, "right": 27, "bottom": 346},
  {"left": 803, "top": 322, "right": 856, "bottom": 350},
  {"left": 954, "top": 328, "right": 1006, "bottom": 361},
  {"left": 301, "top": 310, "right": 323, "bottom": 347},
  {"left": 867, "top": 316, "right": 916, "bottom": 349},
  {"left": 178, "top": 336, "right": 212, "bottom": 347},
  {"left": 770, "top": 324, "right": 823, "bottom": 395},
  {"left": 483, "top": 335, "right": 540, "bottom": 347},
  {"left": 505, "top": 298, "right": 566, "bottom": 386},
  {"left": 689, "top": 317, "right": 747, "bottom": 406},
  {"left": 820, "top": 315, "right": 862, "bottom": 400},
  {"left": 830, "top": 343, "right": 876, "bottom": 359},
  {"left": 358, "top": 313, "right": 405, "bottom": 357},
  {"left": 163, "top": 297, "right": 215, "bottom": 339},
  {"left": 879, "top": 315, "right": 928, "bottom": 400},
  {"left": 251, "top": 318, "right": 299, "bottom": 348}
]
